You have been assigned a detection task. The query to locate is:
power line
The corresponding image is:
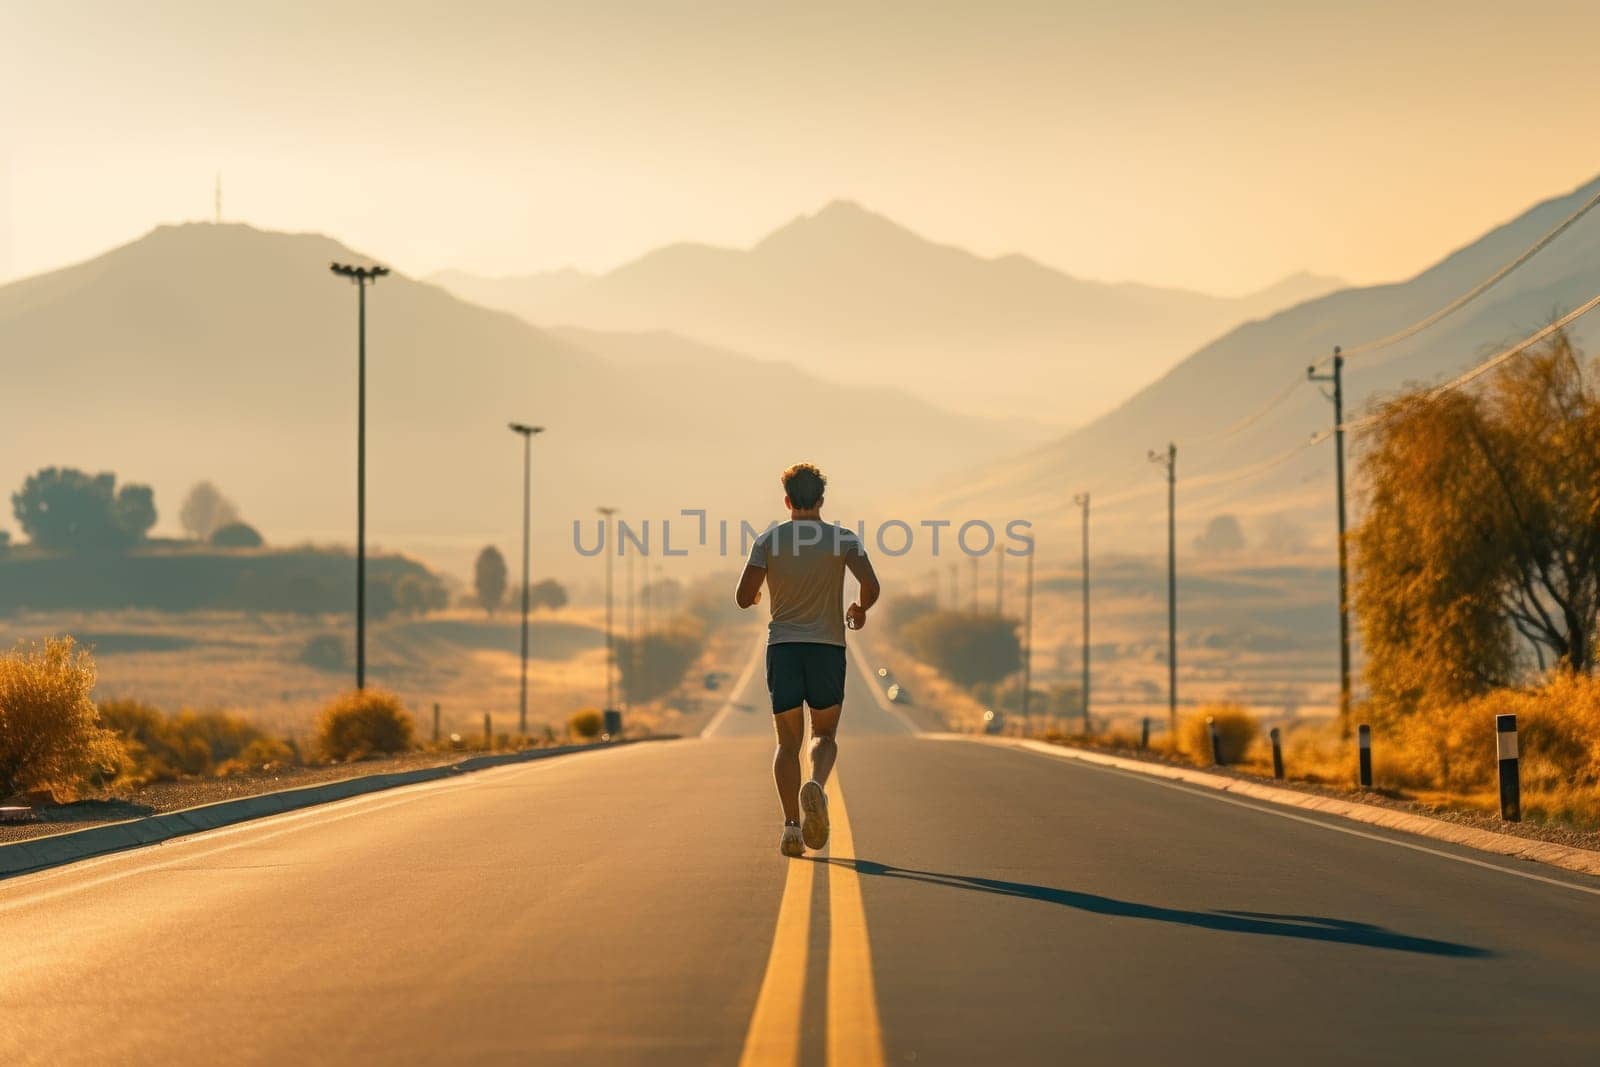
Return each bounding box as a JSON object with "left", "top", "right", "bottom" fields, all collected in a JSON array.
[
  {"left": 1181, "top": 371, "right": 1306, "bottom": 445},
  {"left": 1336, "top": 291, "right": 1600, "bottom": 436},
  {"left": 1186, "top": 435, "right": 1324, "bottom": 492},
  {"left": 1316, "top": 186, "right": 1600, "bottom": 369},
  {"left": 1049, "top": 266, "right": 1600, "bottom": 559},
  {"left": 1074, "top": 433, "right": 1327, "bottom": 519},
  {"left": 1161, "top": 186, "right": 1600, "bottom": 452},
  {"left": 1090, "top": 292, "right": 1600, "bottom": 515},
  {"left": 1160, "top": 183, "right": 1600, "bottom": 455}
]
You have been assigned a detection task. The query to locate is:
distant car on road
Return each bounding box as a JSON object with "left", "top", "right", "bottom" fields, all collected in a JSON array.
[
  {"left": 886, "top": 683, "right": 909, "bottom": 704},
  {"left": 982, "top": 709, "right": 1004, "bottom": 734}
]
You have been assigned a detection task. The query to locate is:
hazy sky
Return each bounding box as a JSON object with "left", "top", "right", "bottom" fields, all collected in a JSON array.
[{"left": 3, "top": 1, "right": 1599, "bottom": 293}]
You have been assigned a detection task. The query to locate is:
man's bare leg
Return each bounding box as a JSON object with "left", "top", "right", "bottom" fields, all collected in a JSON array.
[
  {"left": 807, "top": 703, "right": 841, "bottom": 786},
  {"left": 772, "top": 706, "right": 806, "bottom": 825},
  {"left": 798, "top": 703, "right": 840, "bottom": 850}
]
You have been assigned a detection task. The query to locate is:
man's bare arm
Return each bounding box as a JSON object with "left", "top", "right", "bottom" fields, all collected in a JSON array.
[
  {"left": 735, "top": 563, "right": 766, "bottom": 609},
  {"left": 845, "top": 551, "right": 880, "bottom": 629}
]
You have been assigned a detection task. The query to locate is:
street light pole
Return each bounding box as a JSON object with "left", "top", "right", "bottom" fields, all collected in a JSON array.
[
  {"left": 1073, "top": 491, "right": 1091, "bottom": 735},
  {"left": 1149, "top": 443, "right": 1178, "bottom": 745},
  {"left": 509, "top": 423, "right": 545, "bottom": 735},
  {"left": 1309, "top": 348, "right": 1352, "bottom": 737},
  {"left": 625, "top": 535, "right": 634, "bottom": 712},
  {"left": 1021, "top": 538, "right": 1034, "bottom": 725},
  {"left": 329, "top": 261, "right": 389, "bottom": 690},
  {"left": 597, "top": 506, "right": 618, "bottom": 712},
  {"left": 641, "top": 560, "right": 652, "bottom": 702}
]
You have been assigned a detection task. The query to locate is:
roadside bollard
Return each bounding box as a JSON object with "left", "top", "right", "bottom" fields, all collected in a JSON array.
[
  {"left": 432, "top": 703, "right": 441, "bottom": 744},
  {"left": 1270, "top": 727, "right": 1285, "bottom": 780},
  {"left": 483, "top": 712, "right": 492, "bottom": 750},
  {"left": 1496, "top": 713, "right": 1521, "bottom": 822},
  {"left": 1140, "top": 717, "right": 1150, "bottom": 750},
  {"left": 1207, "top": 715, "right": 1223, "bottom": 765},
  {"left": 1357, "top": 723, "right": 1373, "bottom": 789}
]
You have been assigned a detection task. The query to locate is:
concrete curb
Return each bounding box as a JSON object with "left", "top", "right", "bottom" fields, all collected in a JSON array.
[
  {"left": 0, "top": 737, "right": 671, "bottom": 879},
  {"left": 923, "top": 733, "right": 1600, "bottom": 879}
]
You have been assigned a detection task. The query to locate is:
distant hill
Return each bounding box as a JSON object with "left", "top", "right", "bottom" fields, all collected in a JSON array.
[
  {"left": 0, "top": 223, "right": 1038, "bottom": 580},
  {"left": 0, "top": 546, "right": 440, "bottom": 614},
  {"left": 922, "top": 173, "right": 1600, "bottom": 558},
  {"left": 430, "top": 201, "right": 1344, "bottom": 426}
]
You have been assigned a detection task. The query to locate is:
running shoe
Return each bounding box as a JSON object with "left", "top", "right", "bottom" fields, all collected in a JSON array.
[{"left": 799, "top": 780, "right": 830, "bottom": 850}]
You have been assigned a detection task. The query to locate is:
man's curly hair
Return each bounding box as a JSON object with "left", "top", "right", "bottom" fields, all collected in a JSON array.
[{"left": 781, "top": 462, "right": 827, "bottom": 510}]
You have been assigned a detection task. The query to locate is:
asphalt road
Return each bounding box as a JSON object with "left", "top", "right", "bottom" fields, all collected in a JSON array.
[{"left": 4, "top": 633, "right": 1600, "bottom": 1065}]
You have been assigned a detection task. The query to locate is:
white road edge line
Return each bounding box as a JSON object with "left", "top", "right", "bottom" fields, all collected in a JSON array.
[
  {"left": 701, "top": 633, "right": 767, "bottom": 738},
  {"left": 0, "top": 741, "right": 653, "bottom": 908},
  {"left": 994, "top": 739, "right": 1600, "bottom": 899},
  {"left": 845, "top": 640, "right": 919, "bottom": 735}
]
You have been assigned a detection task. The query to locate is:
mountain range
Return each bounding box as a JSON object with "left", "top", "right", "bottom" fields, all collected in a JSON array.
[
  {"left": 0, "top": 223, "right": 1039, "bottom": 580},
  {"left": 430, "top": 201, "right": 1344, "bottom": 426},
  {"left": 11, "top": 176, "right": 1596, "bottom": 588},
  {"left": 923, "top": 173, "right": 1600, "bottom": 562}
]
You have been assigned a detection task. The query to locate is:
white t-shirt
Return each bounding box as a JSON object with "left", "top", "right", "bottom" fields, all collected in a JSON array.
[{"left": 746, "top": 520, "right": 866, "bottom": 646}]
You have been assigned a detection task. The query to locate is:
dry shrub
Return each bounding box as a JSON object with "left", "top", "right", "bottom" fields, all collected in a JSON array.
[
  {"left": 619, "top": 619, "right": 707, "bottom": 703},
  {"left": 316, "top": 689, "right": 415, "bottom": 761},
  {"left": 1181, "top": 704, "right": 1259, "bottom": 765},
  {"left": 299, "top": 633, "right": 348, "bottom": 672},
  {"left": 218, "top": 736, "right": 299, "bottom": 776},
  {"left": 568, "top": 708, "right": 604, "bottom": 740},
  {"left": 899, "top": 611, "right": 1022, "bottom": 687},
  {"left": 1381, "top": 705, "right": 1488, "bottom": 793},
  {"left": 100, "top": 699, "right": 276, "bottom": 783},
  {"left": 1279, "top": 720, "right": 1352, "bottom": 784},
  {"left": 1383, "top": 674, "right": 1600, "bottom": 825},
  {"left": 0, "top": 637, "right": 120, "bottom": 800}
]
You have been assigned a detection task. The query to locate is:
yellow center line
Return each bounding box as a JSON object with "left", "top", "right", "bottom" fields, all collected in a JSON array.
[
  {"left": 736, "top": 773, "right": 887, "bottom": 1067},
  {"left": 737, "top": 842, "right": 815, "bottom": 1067},
  {"left": 825, "top": 776, "right": 887, "bottom": 1067}
]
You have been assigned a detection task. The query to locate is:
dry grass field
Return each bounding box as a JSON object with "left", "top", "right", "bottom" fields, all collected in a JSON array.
[
  {"left": 885, "top": 550, "right": 1346, "bottom": 741},
  {"left": 0, "top": 606, "right": 745, "bottom": 744}
]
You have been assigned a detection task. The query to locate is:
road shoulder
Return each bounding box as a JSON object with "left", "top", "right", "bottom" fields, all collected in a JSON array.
[
  {"left": 924, "top": 733, "right": 1600, "bottom": 879},
  {"left": 0, "top": 738, "right": 669, "bottom": 879}
]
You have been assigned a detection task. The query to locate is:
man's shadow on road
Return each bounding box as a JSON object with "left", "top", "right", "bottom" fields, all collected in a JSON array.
[{"left": 810, "top": 858, "right": 1490, "bottom": 959}]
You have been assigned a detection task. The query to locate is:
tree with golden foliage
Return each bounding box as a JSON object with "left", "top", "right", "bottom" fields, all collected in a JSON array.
[{"left": 1354, "top": 329, "right": 1600, "bottom": 714}]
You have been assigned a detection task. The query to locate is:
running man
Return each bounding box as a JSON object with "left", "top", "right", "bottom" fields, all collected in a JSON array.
[{"left": 735, "top": 462, "right": 881, "bottom": 857}]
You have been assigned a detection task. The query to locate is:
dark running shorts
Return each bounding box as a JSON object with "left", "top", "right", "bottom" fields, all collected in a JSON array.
[{"left": 766, "top": 642, "right": 847, "bottom": 713}]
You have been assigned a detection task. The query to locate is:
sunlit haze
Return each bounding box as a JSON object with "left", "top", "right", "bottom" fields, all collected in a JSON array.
[
  {"left": 7, "top": 6, "right": 1600, "bottom": 1063},
  {"left": 4, "top": 0, "right": 1600, "bottom": 290}
]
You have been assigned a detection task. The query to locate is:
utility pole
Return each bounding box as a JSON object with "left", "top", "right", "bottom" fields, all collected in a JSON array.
[
  {"left": 995, "top": 549, "right": 1005, "bottom": 615},
  {"left": 1074, "top": 491, "right": 1091, "bottom": 735},
  {"left": 1149, "top": 443, "right": 1177, "bottom": 745},
  {"left": 641, "top": 560, "right": 652, "bottom": 702},
  {"left": 1310, "top": 347, "right": 1352, "bottom": 736},
  {"left": 329, "top": 261, "right": 389, "bottom": 690},
  {"left": 1021, "top": 538, "right": 1034, "bottom": 725},
  {"left": 625, "top": 535, "right": 634, "bottom": 712},
  {"left": 509, "top": 423, "right": 545, "bottom": 735},
  {"left": 597, "top": 507, "right": 618, "bottom": 712}
]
